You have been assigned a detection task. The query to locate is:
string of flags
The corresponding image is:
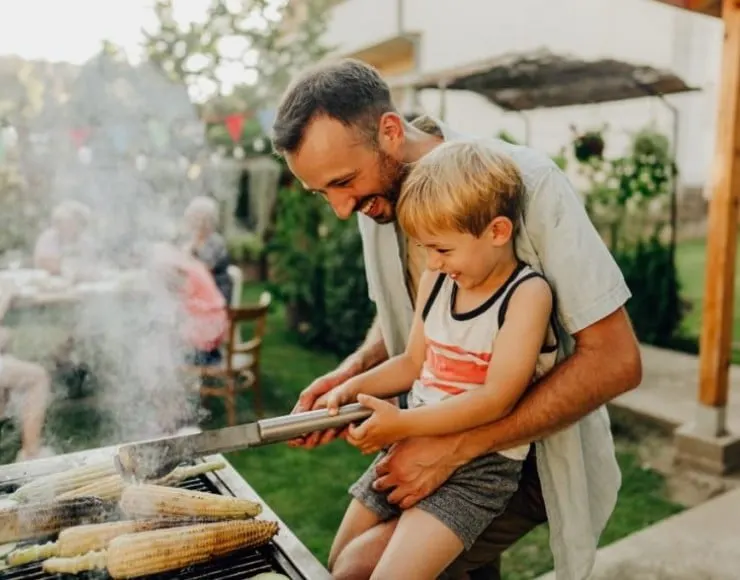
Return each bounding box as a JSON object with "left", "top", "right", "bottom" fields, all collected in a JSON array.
[{"left": 0, "top": 107, "right": 276, "bottom": 167}]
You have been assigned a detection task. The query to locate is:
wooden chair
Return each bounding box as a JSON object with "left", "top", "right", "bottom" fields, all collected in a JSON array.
[
  {"left": 226, "top": 264, "right": 243, "bottom": 308},
  {"left": 186, "top": 291, "right": 271, "bottom": 426}
]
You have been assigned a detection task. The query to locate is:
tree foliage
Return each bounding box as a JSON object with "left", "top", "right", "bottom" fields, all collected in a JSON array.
[{"left": 142, "top": 0, "right": 333, "bottom": 109}]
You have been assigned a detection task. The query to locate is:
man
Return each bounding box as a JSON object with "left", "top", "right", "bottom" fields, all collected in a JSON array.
[
  {"left": 271, "top": 59, "right": 642, "bottom": 579},
  {"left": 0, "top": 281, "right": 53, "bottom": 462}
]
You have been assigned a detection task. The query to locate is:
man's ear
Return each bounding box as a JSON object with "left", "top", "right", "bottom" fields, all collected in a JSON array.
[
  {"left": 488, "top": 216, "right": 515, "bottom": 246},
  {"left": 378, "top": 112, "right": 405, "bottom": 151}
]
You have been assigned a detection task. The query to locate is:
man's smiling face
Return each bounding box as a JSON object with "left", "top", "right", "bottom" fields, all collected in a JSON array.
[{"left": 284, "top": 113, "right": 409, "bottom": 224}]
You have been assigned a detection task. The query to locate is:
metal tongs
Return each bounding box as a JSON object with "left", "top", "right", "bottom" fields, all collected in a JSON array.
[{"left": 114, "top": 403, "right": 372, "bottom": 481}]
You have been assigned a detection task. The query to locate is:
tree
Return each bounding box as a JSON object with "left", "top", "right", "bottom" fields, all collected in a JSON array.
[{"left": 142, "top": 0, "right": 332, "bottom": 109}]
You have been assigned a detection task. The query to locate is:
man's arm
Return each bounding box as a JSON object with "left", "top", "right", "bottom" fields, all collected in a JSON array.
[
  {"left": 452, "top": 307, "right": 641, "bottom": 461},
  {"left": 353, "top": 315, "right": 389, "bottom": 373}
]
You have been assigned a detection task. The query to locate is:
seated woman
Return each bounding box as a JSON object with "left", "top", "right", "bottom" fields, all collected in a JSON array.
[
  {"left": 148, "top": 243, "right": 228, "bottom": 366},
  {"left": 182, "top": 196, "right": 233, "bottom": 303},
  {"left": 34, "top": 200, "right": 97, "bottom": 281}
]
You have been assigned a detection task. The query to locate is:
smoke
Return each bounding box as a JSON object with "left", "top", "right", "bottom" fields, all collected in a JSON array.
[{"left": 3, "top": 50, "right": 229, "bottom": 454}]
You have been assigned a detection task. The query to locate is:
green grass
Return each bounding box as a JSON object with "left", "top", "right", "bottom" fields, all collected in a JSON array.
[
  {"left": 674, "top": 236, "right": 740, "bottom": 362},
  {"left": 0, "top": 283, "right": 684, "bottom": 578}
]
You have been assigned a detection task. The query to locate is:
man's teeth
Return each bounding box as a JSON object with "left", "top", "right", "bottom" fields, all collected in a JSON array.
[{"left": 362, "top": 199, "right": 376, "bottom": 215}]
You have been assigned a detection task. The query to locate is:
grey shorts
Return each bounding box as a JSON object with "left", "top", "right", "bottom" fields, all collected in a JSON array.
[{"left": 349, "top": 451, "right": 523, "bottom": 551}]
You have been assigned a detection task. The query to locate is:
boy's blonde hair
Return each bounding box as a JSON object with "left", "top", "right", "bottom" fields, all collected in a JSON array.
[{"left": 397, "top": 139, "right": 524, "bottom": 239}]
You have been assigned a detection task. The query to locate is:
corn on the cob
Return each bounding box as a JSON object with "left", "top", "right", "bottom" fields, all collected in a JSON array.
[
  {"left": 11, "top": 461, "right": 118, "bottom": 503},
  {"left": 56, "top": 474, "right": 126, "bottom": 503},
  {"left": 0, "top": 496, "right": 110, "bottom": 544},
  {"left": 7, "top": 517, "right": 203, "bottom": 566},
  {"left": 119, "top": 484, "right": 262, "bottom": 520},
  {"left": 42, "top": 519, "right": 280, "bottom": 578},
  {"left": 56, "top": 460, "right": 226, "bottom": 503}
]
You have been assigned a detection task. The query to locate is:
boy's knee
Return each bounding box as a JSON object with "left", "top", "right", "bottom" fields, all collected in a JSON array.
[{"left": 331, "top": 550, "right": 374, "bottom": 580}]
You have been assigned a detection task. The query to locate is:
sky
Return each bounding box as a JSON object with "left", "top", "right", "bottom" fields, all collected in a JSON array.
[
  {"left": 0, "top": 1, "right": 163, "bottom": 64},
  {"left": 0, "top": 0, "right": 280, "bottom": 99},
  {"left": 0, "top": 0, "right": 262, "bottom": 64}
]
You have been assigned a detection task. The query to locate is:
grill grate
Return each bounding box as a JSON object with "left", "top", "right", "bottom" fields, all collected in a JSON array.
[{"left": 0, "top": 474, "right": 296, "bottom": 580}]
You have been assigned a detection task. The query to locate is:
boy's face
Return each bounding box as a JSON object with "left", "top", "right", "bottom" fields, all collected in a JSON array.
[{"left": 414, "top": 219, "right": 514, "bottom": 290}]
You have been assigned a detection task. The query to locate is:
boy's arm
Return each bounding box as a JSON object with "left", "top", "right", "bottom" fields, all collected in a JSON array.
[
  {"left": 329, "top": 270, "right": 437, "bottom": 405},
  {"left": 398, "top": 276, "right": 553, "bottom": 438}
]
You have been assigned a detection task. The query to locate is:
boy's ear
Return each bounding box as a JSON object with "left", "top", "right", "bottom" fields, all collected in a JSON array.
[{"left": 488, "top": 216, "right": 514, "bottom": 246}]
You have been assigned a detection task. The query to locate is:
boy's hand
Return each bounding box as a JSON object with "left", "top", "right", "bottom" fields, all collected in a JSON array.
[
  {"left": 325, "top": 381, "right": 358, "bottom": 416},
  {"left": 347, "top": 394, "right": 407, "bottom": 454}
]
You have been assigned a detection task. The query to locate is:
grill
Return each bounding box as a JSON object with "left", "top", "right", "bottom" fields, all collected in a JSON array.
[{"left": 0, "top": 449, "right": 330, "bottom": 580}]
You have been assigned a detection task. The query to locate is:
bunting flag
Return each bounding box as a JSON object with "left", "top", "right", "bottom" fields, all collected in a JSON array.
[
  {"left": 224, "top": 113, "right": 245, "bottom": 143},
  {"left": 70, "top": 127, "right": 91, "bottom": 149}
]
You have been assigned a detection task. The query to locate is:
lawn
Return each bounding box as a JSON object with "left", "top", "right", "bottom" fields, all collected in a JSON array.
[
  {"left": 674, "top": 236, "right": 740, "bottom": 361},
  {"left": 0, "top": 283, "right": 684, "bottom": 579}
]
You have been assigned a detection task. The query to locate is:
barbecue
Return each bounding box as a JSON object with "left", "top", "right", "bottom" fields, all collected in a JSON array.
[{"left": 0, "top": 446, "right": 331, "bottom": 580}]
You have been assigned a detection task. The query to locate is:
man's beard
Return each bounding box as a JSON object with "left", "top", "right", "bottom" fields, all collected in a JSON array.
[{"left": 366, "top": 152, "right": 410, "bottom": 224}]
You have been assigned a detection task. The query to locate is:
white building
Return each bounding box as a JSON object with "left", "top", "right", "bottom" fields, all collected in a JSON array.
[{"left": 321, "top": 0, "right": 723, "bottom": 209}]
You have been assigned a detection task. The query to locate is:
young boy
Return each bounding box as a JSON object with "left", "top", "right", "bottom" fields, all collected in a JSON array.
[{"left": 325, "top": 140, "right": 559, "bottom": 579}]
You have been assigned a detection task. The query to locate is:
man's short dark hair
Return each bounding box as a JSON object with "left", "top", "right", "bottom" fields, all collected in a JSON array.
[{"left": 271, "top": 58, "right": 395, "bottom": 154}]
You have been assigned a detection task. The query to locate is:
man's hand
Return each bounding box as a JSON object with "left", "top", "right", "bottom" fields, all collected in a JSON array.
[
  {"left": 372, "top": 433, "right": 465, "bottom": 509},
  {"left": 346, "top": 394, "right": 405, "bottom": 454},
  {"left": 287, "top": 354, "right": 364, "bottom": 449}
]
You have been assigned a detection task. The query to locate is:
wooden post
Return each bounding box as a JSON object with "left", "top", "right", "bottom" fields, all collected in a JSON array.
[{"left": 697, "top": 0, "right": 740, "bottom": 437}]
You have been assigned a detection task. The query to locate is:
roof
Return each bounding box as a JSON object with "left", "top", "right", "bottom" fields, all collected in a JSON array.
[
  {"left": 388, "top": 48, "right": 698, "bottom": 112},
  {"left": 652, "top": 0, "right": 721, "bottom": 17}
]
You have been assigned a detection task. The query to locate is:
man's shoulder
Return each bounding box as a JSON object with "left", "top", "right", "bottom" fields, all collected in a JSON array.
[{"left": 462, "top": 135, "right": 558, "bottom": 191}]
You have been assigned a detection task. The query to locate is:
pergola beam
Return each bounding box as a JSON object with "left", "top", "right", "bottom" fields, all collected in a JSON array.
[{"left": 696, "top": 0, "right": 740, "bottom": 437}]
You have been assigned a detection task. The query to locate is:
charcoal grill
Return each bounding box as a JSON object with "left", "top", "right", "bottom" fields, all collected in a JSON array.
[{"left": 0, "top": 446, "right": 330, "bottom": 580}]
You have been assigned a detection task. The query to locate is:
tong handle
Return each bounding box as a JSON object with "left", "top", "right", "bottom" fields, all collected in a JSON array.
[{"left": 258, "top": 403, "right": 372, "bottom": 444}]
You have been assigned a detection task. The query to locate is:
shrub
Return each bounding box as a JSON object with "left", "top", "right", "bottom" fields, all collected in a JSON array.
[
  {"left": 576, "top": 126, "right": 683, "bottom": 345},
  {"left": 267, "top": 184, "right": 375, "bottom": 357},
  {"left": 614, "top": 236, "right": 682, "bottom": 346}
]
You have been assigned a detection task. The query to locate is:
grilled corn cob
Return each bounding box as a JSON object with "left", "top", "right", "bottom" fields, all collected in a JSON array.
[
  {"left": 7, "top": 517, "right": 202, "bottom": 566},
  {"left": 119, "top": 484, "right": 262, "bottom": 520},
  {"left": 0, "top": 496, "right": 110, "bottom": 544},
  {"left": 56, "top": 474, "right": 125, "bottom": 503},
  {"left": 42, "top": 519, "right": 280, "bottom": 578},
  {"left": 10, "top": 461, "right": 118, "bottom": 503},
  {"left": 56, "top": 460, "right": 226, "bottom": 503}
]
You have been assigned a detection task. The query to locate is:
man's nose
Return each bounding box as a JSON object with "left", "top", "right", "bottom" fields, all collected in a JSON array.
[{"left": 326, "top": 192, "right": 356, "bottom": 220}]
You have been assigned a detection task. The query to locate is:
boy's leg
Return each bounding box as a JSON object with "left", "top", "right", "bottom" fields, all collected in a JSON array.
[
  {"left": 370, "top": 507, "right": 464, "bottom": 580},
  {"left": 0, "top": 356, "right": 51, "bottom": 458},
  {"left": 329, "top": 498, "right": 384, "bottom": 570},
  {"left": 332, "top": 516, "right": 397, "bottom": 580}
]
